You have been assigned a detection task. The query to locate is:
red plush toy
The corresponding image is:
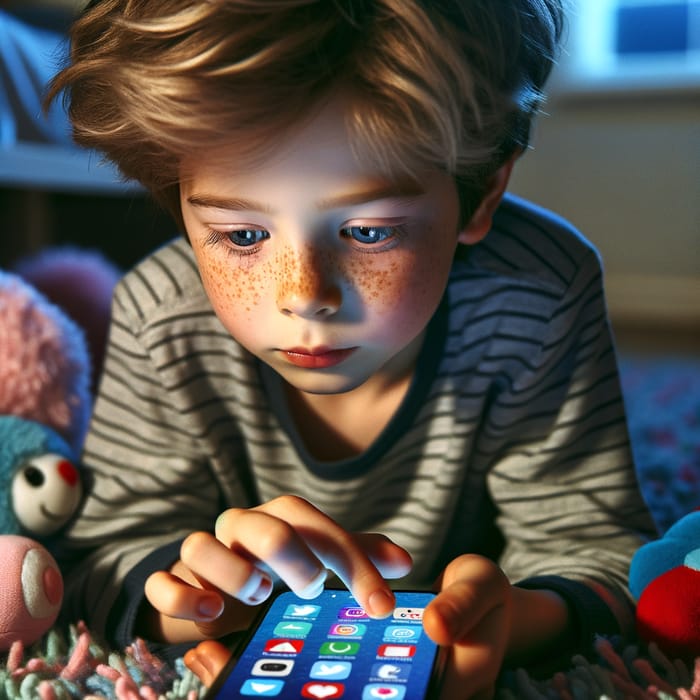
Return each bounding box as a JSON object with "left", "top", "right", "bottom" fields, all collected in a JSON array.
[{"left": 629, "top": 510, "right": 700, "bottom": 660}]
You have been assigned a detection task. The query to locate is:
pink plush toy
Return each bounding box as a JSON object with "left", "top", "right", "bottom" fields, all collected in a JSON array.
[{"left": 0, "top": 269, "right": 92, "bottom": 650}]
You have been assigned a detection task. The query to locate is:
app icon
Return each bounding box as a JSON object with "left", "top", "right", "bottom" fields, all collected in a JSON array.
[
  {"left": 273, "top": 621, "right": 312, "bottom": 638},
  {"left": 319, "top": 641, "right": 360, "bottom": 656},
  {"left": 263, "top": 639, "right": 304, "bottom": 654},
  {"left": 301, "top": 681, "right": 345, "bottom": 698},
  {"left": 251, "top": 659, "right": 295, "bottom": 677},
  {"left": 392, "top": 607, "right": 425, "bottom": 622},
  {"left": 240, "top": 678, "right": 284, "bottom": 696},
  {"left": 328, "top": 622, "right": 367, "bottom": 638},
  {"left": 284, "top": 604, "right": 321, "bottom": 619},
  {"left": 370, "top": 663, "right": 411, "bottom": 682},
  {"left": 338, "top": 606, "right": 369, "bottom": 620},
  {"left": 383, "top": 625, "right": 422, "bottom": 642},
  {"left": 362, "top": 684, "right": 406, "bottom": 699},
  {"left": 310, "top": 661, "right": 352, "bottom": 680},
  {"left": 377, "top": 644, "right": 416, "bottom": 659}
]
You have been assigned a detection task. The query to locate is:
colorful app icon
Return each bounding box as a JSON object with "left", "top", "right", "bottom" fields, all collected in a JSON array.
[
  {"left": 273, "top": 621, "right": 312, "bottom": 638},
  {"left": 338, "top": 606, "right": 369, "bottom": 620},
  {"left": 240, "top": 678, "right": 284, "bottom": 696},
  {"left": 263, "top": 639, "right": 304, "bottom": 654},
  {"left": 310, "top": 661, "right": 352, "bottom": 680},
  {"left": 328, "top": 622, "right": 367, "bottom": 638},
  {"left": 377, "top": 644, "right": 416, "bottom": 659},
  {"left": 362, "top": 684, "right": 406, "bottom": 699},
  {"left": 392, "top": 607, "right": 425, "bottom": 622},
  {"left": 370, "top": 663, "right": 411, "bottom": 682},
  {"left": 383, "top": 625, "right": 422, "bottom": 642},
  {"left": 284, "top": 604, "right": 321, "bottom": 619},
  {"left": 319, "top": 641, "right": 360, "bottom": 656},
  {"left": 251, "top": 659, "right": 295, "bottom": 677},
  {"left": 301, "top": 681, "right": 345, "bottom": 698}
]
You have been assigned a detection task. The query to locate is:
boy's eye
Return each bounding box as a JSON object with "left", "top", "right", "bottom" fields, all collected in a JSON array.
[
  {"left": 227, "top": 229, "right": 270, "bottom": 247},
  {"left": 341, "top": 226, "right": 394, "bottom": 245}
]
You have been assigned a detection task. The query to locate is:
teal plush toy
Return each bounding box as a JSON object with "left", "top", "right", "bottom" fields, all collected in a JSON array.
[{"left": 0, "top": 271, "right": 90, "bottom": 650}]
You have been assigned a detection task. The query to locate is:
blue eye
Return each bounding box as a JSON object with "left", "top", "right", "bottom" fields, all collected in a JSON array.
[
  {"left": 228, "top": 229, "right": 270, "bottom": 247},
  {"left": 341, "top": 226, "right": 394, "bottom": 245}
]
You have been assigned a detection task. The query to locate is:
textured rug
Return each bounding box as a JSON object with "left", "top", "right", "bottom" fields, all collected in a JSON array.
[{"left": 1, "top": 354, "right": 699, "bottom": 700}]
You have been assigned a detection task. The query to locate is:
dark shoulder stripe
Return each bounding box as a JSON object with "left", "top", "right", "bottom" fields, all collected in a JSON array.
[
  {"left": 497, "top": 199, "right": 580, "bottom": 268},
  {"left": 149, "top": 253, "right": 183, "bottom": 295},
  {"left": 148, "top": 309, "right": 219, "bottom": 330},
  {"left": 118, "top": 277, "right": 145, "bottom": 322},
  {"left": 490, "top": 226, "right": 570, "bottom": 286},
  {"left": 147, "top": 327, "right": 233, "bottom": 352},
  {"left": 132, "top": 266, "right": 160, "bottom": 306}
]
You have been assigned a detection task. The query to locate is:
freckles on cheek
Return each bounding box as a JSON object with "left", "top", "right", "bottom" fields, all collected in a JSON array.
[
  {"left": 346, "top": 256, "right": 405, "bottom": 306},
  {"left": 347, "top": 250, "right": 440, "bottom": 312},
  {"left": 198, "top": 257, "right": 267, "bottom": 316}
]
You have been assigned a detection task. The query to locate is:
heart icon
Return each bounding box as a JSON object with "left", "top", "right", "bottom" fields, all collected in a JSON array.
[{"left": 306, "top": 684, "right": 341, "bottom": 698}]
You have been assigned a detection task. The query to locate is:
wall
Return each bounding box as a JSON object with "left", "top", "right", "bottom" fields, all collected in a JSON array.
[{"left": 508, "top": 67, "right": 699, "bottom": 332}]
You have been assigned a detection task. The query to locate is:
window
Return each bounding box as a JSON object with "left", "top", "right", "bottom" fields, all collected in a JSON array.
[{"left": 552, "top": 0, "right": 700, "bottom": 93}]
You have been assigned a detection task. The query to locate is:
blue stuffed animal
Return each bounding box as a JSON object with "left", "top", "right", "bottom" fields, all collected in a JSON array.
[{"left": 0, "top": 270, "right": 90, "bottom": 650}]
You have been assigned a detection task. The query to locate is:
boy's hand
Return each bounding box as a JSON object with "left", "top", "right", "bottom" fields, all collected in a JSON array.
[
  {"left": 423, "top": 554, "right": 571, "bottom": 699},
  {"left": 143, "top": 495, "right": 412, "bottom": 642},
  {"left": 423, "top": 554, "right": 513, "bottom": 700}
]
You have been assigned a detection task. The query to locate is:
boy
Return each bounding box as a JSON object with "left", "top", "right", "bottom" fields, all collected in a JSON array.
[{"left": 49, "top": 1, "right": 656, "bottom": 696}]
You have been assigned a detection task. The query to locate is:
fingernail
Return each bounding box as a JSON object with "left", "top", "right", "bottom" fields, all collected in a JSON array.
[
  {"left": 297, "top": 569, "right": 327, "bottom": 599},
  {"left": 368, "top": 589, "right": 395, "bottom": 618},
  {"left": 239, "top": 569, "right": 273, "bottom": 605},
  {"left": 197, "top": 596, "right": 224, "bottom": 620}
]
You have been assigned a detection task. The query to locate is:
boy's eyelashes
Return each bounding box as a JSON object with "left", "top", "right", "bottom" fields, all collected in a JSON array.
[
  {"left": 203, "top": 222, "right": 408, "bottom": 252},
  {"left": 339, "top": 225, "right": 398, "bottom": 245}
]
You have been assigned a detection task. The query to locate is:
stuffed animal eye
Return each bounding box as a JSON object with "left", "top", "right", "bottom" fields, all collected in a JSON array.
[{"left": 23, "top": 466, "right": 45, "bottom": 487}]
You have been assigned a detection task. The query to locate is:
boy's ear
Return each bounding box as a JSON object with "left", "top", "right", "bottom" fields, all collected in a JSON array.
[{"left": 457, "top": 155, "right": 518, "bottom": 245}]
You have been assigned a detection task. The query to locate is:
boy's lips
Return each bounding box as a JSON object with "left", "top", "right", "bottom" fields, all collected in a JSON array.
[{"left": 280, "top": 346, "right": 357, "bottom": 369}]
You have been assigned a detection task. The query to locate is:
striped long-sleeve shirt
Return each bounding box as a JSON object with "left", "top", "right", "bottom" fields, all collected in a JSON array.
[{"left": 59, "top": 193, "right": 656, "bottom": 655}]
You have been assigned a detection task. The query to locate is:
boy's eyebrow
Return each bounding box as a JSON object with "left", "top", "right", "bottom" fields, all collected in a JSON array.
[
  {"left": 315, "top": 180, "right": 426, "bottom": 209},
  {"left": 186, "top": 180, "right": 425, "bottom": 214},
  {"left": 186, "top": 194, "right": 275, "bottom": 214}
]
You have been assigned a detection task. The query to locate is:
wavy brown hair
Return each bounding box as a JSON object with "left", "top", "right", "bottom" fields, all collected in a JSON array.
[{"left": 49, "top": 0, "right": 564, "bottom": 229}]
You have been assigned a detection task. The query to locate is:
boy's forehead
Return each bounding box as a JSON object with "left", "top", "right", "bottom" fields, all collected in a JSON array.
[{"left": 178, "top": 92, "right": 428, "bottom": 195}]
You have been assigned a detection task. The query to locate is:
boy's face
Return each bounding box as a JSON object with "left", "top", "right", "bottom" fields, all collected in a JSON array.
[{"left": 180, "top": 95, "right": 462, "bottom": 396}]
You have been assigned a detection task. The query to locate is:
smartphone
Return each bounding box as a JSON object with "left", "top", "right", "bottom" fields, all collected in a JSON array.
[{"left": 204, "top": 588, "right": 444, "bottom": 699}]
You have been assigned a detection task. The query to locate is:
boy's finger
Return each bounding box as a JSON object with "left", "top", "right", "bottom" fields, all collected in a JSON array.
[
  {"left": 181, "top": 531, "right": 274, "bottom": 605},
  {"left": 218, "top": 497, "right": 398, "bottom": 617},
  {"left": 215, "top": 508, "right": 328, "bottom": 598},
  {"left": 260, "top": 498, "right": 399, "bottom": 617},
  {"left": 423, "top": 555, "right": 510, "bottom": 645},
  {"left": 144, "top": 570, "right": 224, "bottom": 622},
  {"left": 353, "top": 532, "right": 413, "bottom": 579},
  {"left": 184, "top": 640, "right": 232, "bottom": 687}
]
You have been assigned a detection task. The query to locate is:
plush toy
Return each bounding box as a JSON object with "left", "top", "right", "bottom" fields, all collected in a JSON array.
[
  {"left": 629, "top": 509, "right": 700, "bottom": 660},
  {"left": 0, "top": 270, "right": 91, "bottom": 650}
]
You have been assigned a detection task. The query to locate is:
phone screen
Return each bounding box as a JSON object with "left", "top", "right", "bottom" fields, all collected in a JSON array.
[{"left": 205, "top": 588, "right": 442, "bottom": 699}]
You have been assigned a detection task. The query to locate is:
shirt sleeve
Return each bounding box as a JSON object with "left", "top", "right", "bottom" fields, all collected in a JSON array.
[
  {"left": 480, "top": 248, "right": 657, "bottom": 647},
  {"left": 57, "top": 275, "right": 229, "bottom": 641}
]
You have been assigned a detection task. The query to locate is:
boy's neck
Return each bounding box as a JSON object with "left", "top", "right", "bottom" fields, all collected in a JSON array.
[
  {"left": 282, "top": 332, "right": 424, "bottom": 462},
  {"left": 283, "top": 370, "right": 414, "bottom": 462}
]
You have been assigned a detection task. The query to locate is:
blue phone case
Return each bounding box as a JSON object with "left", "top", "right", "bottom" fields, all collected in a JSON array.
[{"left": 204, "top": 588, "right": 444, "bottom": 699}]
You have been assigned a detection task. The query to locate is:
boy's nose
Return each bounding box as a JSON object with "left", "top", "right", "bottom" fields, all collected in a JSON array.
[{"left": 276, "top": 248, "right": 342, "bottom": 319}]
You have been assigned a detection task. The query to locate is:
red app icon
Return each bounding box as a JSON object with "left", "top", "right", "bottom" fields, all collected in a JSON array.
[
  {"left": 263, "top": 638, "right": 304, "bottom": 654},
  {"left": 301, "top": 681, "right": 345, "bottom": 698},
  {"left": 377, "top": 644, "right": 416, "bottom": 659}
]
